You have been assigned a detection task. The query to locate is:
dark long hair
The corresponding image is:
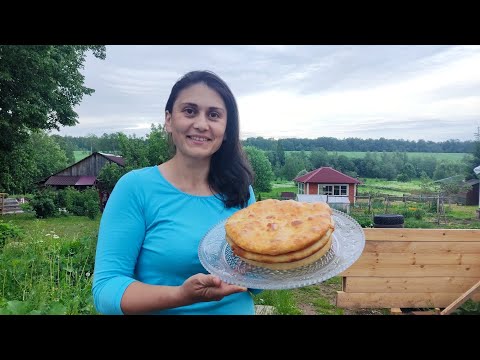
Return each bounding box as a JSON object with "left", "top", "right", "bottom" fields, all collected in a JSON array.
[{"left": 165, "top": 70, "right": 254, "bottom": 208}]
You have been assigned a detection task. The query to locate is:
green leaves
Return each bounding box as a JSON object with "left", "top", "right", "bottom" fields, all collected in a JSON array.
[{"left": 0, "top": 45, "right": 106, "bottom": 152}]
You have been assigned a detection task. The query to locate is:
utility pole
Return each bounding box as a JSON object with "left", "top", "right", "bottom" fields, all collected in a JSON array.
[{"left": 475, "top": 126, "right": 480, "bottom": 141}]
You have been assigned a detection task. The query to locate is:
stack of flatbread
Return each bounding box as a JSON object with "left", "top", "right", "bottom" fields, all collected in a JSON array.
[{"left": 225, "top": 199, "right": 335, "bottom": 270}]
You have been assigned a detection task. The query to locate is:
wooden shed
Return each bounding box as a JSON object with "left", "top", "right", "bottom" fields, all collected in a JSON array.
[{"left": 39, "top": 152, "right": 125, "bottom": 190}]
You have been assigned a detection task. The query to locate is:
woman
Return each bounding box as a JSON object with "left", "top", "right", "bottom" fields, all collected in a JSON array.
[{"left": 92, "top": 70, "right": 259, "bottom": 315}]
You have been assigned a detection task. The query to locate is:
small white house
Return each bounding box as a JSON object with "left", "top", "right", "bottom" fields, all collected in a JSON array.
[{"left": 296, "top": 194, "right": 350, "bottom": 213}]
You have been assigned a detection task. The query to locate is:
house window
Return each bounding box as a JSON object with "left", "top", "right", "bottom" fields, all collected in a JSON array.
[
  {"left": 318, "top": 184, "right": 348, "bottom": 196},
  {"left": 298, "top": 183, "right": 305, "bottom": 194}
]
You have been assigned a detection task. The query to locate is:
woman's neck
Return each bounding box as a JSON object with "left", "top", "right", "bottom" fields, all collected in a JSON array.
[{"left": 159, "top": 155, "right": 213, "bottom": 196}]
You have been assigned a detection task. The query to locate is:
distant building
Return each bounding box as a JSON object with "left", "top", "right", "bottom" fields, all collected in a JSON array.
[
  {"left": 434, "top": 175, "right": 479, "bottom": 206},
  {"left": 38, "top": 152, "right": 125, "bottom": 190},
  {"left": 38, "top": 152, "right": 125, "bottom": 211},
  {"left": 293, "top": 167, "right": 362, "bottom": 212}
]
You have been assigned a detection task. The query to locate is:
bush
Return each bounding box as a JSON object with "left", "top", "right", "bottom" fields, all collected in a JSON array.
[
  {"left": 0, "top": 221, "right": 23, "bottom": 248},
  {"left": 63, "top": 187, "right": 99, "bottom": 218},
  {"left": 30, "top": 190, "right": 58, "bottom": 218}
]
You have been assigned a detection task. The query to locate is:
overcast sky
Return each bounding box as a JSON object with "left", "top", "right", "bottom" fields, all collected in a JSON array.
[{"left": 55, "top": 45, "right": 480, "bottom": 142}]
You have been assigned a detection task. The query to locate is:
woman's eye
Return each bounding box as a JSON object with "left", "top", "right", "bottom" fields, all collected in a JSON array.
[
  {"left": 183, "top": 108, "right": 196, "bottom": 116},
  {"left": 209, "top": 112, "right": 219, "bottom": 119}
]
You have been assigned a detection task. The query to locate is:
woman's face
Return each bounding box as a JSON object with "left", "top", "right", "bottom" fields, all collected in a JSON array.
[{"left": 165, "top": 83, "right": 227, "bottom": 161}]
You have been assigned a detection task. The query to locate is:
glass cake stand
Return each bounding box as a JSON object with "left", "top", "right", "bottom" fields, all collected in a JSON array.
[{"left": 198, "top": 209, "right": 365, "bottom": 290}]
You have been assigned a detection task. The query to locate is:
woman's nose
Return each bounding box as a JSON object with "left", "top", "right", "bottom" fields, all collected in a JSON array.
[{"left": 193, "top": 114, "right": 209, "bottom": 130}]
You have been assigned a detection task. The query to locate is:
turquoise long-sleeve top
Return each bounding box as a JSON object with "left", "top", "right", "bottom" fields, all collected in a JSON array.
[{"left": 92, "top": 165, "right": 259, "bottom": 315}]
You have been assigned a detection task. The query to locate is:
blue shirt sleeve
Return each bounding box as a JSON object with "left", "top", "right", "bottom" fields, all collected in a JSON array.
[{"left": 92, "top": 171, "right": 146, "bottom": 315}]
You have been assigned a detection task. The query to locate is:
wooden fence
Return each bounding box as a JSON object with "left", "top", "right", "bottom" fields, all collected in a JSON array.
[{"left": 0, "top": 193, "right": 23, "bottom": 215}]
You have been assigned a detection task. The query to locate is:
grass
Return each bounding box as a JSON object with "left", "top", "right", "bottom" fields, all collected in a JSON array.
[
  {"left": 0, "top": 213, "right": 100, "bottom": 314},
  {"left": 357, "top": 178, "right": 424, "bottom": 196},
  {"left": 253, "top": 290, "right": 302, "bottom": 315}
]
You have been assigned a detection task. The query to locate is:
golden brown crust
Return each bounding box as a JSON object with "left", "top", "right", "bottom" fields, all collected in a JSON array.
[
  {"left": 242, "top": 238, "right": 333, "bottom": 270},
  {"left": 226, "top": 228, "right": 333, "bottom": 263},
  {"left": 225, "top": 199, "right": 334, "bottom": 255}
]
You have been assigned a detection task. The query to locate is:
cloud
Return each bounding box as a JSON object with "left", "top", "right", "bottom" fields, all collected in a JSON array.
[{"left": 57, "top": 45, "right": 480, "bottom": 142}]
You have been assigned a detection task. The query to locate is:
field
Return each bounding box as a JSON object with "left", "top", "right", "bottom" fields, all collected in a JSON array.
[
  {"left": 73, "top": 150, "right": 91, "bottom": 162},
  {"left": 286, "top": 151, "right": 470, "bottom": 162}
]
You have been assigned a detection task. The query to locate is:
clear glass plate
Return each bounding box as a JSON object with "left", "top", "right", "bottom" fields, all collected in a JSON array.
[{"left": 198, "top": 209, "right": 365, "bottom": 290}]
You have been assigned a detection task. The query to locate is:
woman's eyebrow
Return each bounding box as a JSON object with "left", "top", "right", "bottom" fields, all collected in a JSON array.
[
  {"left": 179, "top": 102, "right": 198, "bottom": 108},
  {"left": 179, "top": 102, "right": 225, "bottom": 113}
]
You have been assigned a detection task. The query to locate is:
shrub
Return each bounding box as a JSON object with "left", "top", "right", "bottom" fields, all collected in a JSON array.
[
  {"left": 0, "top": 221, "right": 23, "bottom": 248},
  {"left": 30, "top": 190, "right": 58, "bottom": 218}
]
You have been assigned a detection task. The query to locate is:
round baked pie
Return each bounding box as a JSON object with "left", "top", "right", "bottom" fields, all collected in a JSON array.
[{"left": 225, "top": 199, "right": 335, "bottom": 270}]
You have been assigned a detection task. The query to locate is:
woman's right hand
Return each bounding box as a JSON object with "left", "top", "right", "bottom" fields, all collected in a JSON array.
[{"left": 180, "top": 273, "right": 247, "bottom": 303}]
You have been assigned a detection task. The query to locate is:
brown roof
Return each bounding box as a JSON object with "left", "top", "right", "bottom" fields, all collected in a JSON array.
[
  {"left": 294, "top": 167, "right": 362, "bottom": 184},
  {"left": 45, "top": 176, "right": 97, "bottom": 186},
  {"left": 98, "top": 152, "right": 125, "bottom": 166}
]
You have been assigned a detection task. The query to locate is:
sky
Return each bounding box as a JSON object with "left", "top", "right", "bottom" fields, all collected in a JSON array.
[{"left": 55, "top": 45, "right": 480, "bottom": 142}]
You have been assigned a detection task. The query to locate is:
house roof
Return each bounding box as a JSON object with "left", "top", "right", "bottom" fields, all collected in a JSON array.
[
  {"left": 294, "top": 167, "right": 362, "bottom": 184},
  {"left": 465, "top": 179, "right": 480, "bottom": 186},
  {"left": 98, "top": 152, "right": 125, "bottom": 166},
  {"left": 296, "top": 194, "right": 350, "bottom": 204},
  {"left": 433, "top": 175, "right": 464, "bottom": 184},
  {"left": 45, "top": 176, "right": 97, "bottom": 186}
]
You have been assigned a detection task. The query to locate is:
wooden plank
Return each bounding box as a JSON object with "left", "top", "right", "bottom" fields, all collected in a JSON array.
[
  {"left": 343, "top": 277, "right": 479, "bottom": 293},
  {"left": 390, "top": 308, "right": 403, "bottom": 315},
  {"left": 440, "top": 279, "right": 480, "bottom": 315},
  {"left": 354, "top": 252, "right": 480, "bottom": 266},
  {"left": 340, "top": 264, "right": 480, "bottom": 277},
  {"left": 364, "top": 241, "right": 480, "bottom": 254},
  {"left": 364, "top": 228, "right": 480, "bottom": 242},
  {"left": 336, "top": 291, "right": 480, "bottom": 308}
]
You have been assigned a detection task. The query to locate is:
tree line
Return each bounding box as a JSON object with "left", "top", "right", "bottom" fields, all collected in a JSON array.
[
  {"left": 1, "top": 126, "right": 478, "bottom": 196},
  {"left": 243, "top": 136, "right": 475, "bottom": 153}
]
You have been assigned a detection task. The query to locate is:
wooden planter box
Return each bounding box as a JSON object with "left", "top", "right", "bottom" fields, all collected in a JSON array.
[{"left": 336, "top": 228, "right": 480, "bottom": 310}]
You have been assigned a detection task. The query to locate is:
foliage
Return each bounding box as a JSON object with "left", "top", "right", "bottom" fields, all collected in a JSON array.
[
  {"left": 0, "top": 45, "right": 106, "bottom": 153},
  {"left": 242, "top": 136, "right": 474, "bottom": 153},
  {"left": 282, "top": 152, "right": 309, "bottom": 181},
  {"left": 253, "top": 290, "right": 302, "bottom": 315},
  {"left": 97, "top": 163, "right": 128, "bottom": 193},
  {"left": 244, "top": 146, "right": 274, "bottom": 193},
  {"left": 0, "top": 220, "right": 23, "bottom": 248},
  {"left": 0, "top": 131, "right": 69, "bottom": 194},
  {"left": 453, "top": 300, "right": 480, "bottom": 315},
  {"left": 0, "top": 214, "right": 99, "bottom": 315},
  {"left": 61, "top": 187, "right": 99, "bottom": 219},
  {"left": 465, "top": 137, "right": 480, "bottom": 180},
  {"left": 30, "top": 189, "right": 58, "bottom": 218}
]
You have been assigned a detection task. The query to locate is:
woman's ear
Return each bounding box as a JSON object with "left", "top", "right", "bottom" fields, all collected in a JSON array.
[{"left": 165, "top": 110, "right": 172, "bottom": 132}]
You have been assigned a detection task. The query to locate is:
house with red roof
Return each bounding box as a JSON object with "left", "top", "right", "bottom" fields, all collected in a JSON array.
[
  {"left": 293, "top": 167, "right": 362, "bottom": 210},
  {"left": 39, "top": 152, "right": 125, "bottom": 190}
]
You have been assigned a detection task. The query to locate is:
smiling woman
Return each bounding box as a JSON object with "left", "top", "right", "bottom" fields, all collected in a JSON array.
[{"left": 92, "top": 70, "right": 261, "bottom": 315}]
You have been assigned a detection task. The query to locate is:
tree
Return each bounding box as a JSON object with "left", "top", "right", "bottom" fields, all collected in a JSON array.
[
  {"left": 243, "top": 146, "right": 274, "bottom": 193},
  {"left": 465, "top": 129, "right": 480, "bottom": 180},
  {"left": 0, "top": 45, "right": 106, "bottom": 152},
  {"left": 276, "top": 140, "right": 285, "bottom": 166},
  {"left": 146, "top": 123, "right": 172, "bottom": 166},
  {"left": 97, "top": 163, "right": 128, "bottom": 194}
]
